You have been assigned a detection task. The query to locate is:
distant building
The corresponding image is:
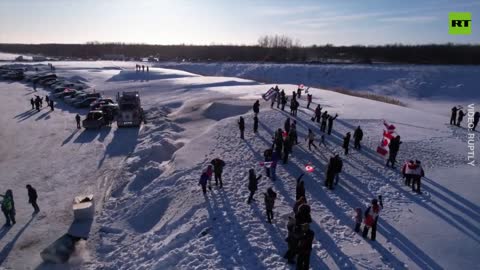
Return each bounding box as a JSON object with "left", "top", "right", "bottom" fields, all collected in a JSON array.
[{"left": 103, "top": 54, "right": 125, "bottom": 61}]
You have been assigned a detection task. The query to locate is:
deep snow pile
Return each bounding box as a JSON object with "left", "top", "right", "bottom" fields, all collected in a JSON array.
[
  {"left": 156, "top": 62, "right": 480, "bottom": 102},
  {"left": 0, "top": 59, "right": 479, "bottom": 270}
]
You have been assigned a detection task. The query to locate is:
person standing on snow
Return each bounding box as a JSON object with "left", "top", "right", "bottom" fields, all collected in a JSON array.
[
  {"left": 320, "top": 111, "right": 329, "bottom": 132},
  {"left": 401, "top": 160, "right": 416, "bottom": 187},
  {"left": 1, "top": 190, "right": 16, "bottom": 226},
  {"left": 386, "top": 136, "right": 402, "bottom": 168},
  {"left": 271, "top": 151, "right": 279, "bottom": 181},
  {"left": 343, "top": 132, "right": 351, "bottom": 155},
  {"left": 296, "top": 173, "right": 306, "bottom": 200},
  {"left": 473, "top": 112, "right": 480, "bottom": 131},
  {"left": 450, "top": 106, "right": 458, "bottom": 125},
  {"left": 314, "top": 105, "right": 322, "bottom": 123},
  {"left": 253, "top": 115, "right": 258, "bottom": 133},
  {"left": 281, "top": 95, "right": 288, "bottom": 111},
  {"left": 253, "top": 100, "right": 260, "bottom": 116},
  {"left": 273, "top": 128, "right": 284, "bottom": 155},
  {"left": 75, "top": 114, "right": 81, "bottom": 129},
  {"left": 277, "top": 89, "right": 282, "bottom": 109},
  {"left": 210, "top": 158, "right": 225, "bottom": 188},
  {"left": 238, "top": 116, "right": 245, "bottom": 139},
  {"left": 327, "top": 113, "right": 338, "bottom": 135},
  {"left": 247, "top": 169, "right": 262, "bottom": 204},
  {"left": 263, "top": 148, "right": 273, "bottom": 178},
  {"left": 354, "top": 207, "right": 363, "bottom": 233},
  {"left": 284, "top": 118, "right": 291, "bottom": 135},
  {"left": 457, "top": 109, "right": 465, "bottom": 127},
  {"left": 205, "top": 165, "right": 213, "bottom": 191},
  {"left": 290, "top": 122, "right": 298, "bottom": 145},
  {"left": 49, "top": 100, "right": 54, "bottom": 111},
  {"left": 296, "top": 223, "right": 315, "bottom": 270},
  {"left": 297, "top": 87, "right": 302, "bottom": 99},
  {"left": 30, "top": 98, "right": 34, "bottom": 110},
  {"left": 362, "top": 196, "right": 383, "bottom": 241},
  {"left": 26, "top": 184, "right": 40, "bottom": 213},
  {"left": 411, "top": 160, "right": 425, "bottom": 193},
  {"left": 263, "top": 187, "right": 277, "bottom": 223},
  {"left": 199, "top": 171, "right": 209, "bottom": 195},
  {"left": 283, "top": 215, "right": 298, "bottom": 265},
  {"left": 353, "top": 126, "right": 364, "bottom": 150},
  {"left": 283, "top": 137, "right": 291, "bottom": 164},
  {"left": 307, "top": 94, "right": 312, "bottom": 109},
  {"left": 295, "top": 203, "right": 312, "bottom": 226},
  {"left": 306, "top": 129, "right": 318, "bottom": 151},
  {"left": 271, "top": 89, "right": 278, "bottom": 108},
  {"left": 325, "top": 154, "right": 342, "bottom": 190}
]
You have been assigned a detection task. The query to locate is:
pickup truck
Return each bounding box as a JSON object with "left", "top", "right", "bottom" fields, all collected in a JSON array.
[{"left": 82, "top": 111, "right": 106, "bottom": 129}]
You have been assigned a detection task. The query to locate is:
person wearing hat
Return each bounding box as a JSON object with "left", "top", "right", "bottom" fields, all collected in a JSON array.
[
  {"left": 362, "top": 196, "right": 383, "bottom": 240},
  {"left": 411, "top": 160, "right": 425, "bottom": 193}
]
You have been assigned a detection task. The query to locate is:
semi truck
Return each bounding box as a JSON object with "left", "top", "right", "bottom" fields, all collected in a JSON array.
[{"left": 116, "top": 91, "right": 145, "bottom": 127}]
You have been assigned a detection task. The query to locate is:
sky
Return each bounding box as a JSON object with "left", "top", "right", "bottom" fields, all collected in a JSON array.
[{"left": 0, "top": 0, "right": 479, "bottom": 46}]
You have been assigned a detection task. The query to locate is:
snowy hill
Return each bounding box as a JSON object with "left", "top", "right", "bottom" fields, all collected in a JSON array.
[{"left": 0, "top": 60, "right": 479, "bottom": 270}]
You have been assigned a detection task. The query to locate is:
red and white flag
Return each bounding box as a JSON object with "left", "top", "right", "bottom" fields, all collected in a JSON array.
[{"left": 377, "top": 120, "right": 397, "bottom": 156}]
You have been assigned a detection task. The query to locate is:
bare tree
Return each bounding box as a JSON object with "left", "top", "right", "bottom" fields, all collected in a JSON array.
[{"left": 257, "top": 34, "right": 300, "bottom": 48}]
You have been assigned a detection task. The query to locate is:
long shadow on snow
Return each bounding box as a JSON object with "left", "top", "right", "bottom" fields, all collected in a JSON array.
[
  {"left": 205, "top": 191, "right": 265, "bottom": 269},
  {"left": 423, "top": 177, "right": 480, "bottom": 214},
  {"left": 98, "top": 127, "right": 139, "bottom": 169},
  {"left": 0, "top": 216, "right": 35, "bottom": 266},
  {"left": 14, "top": 109, "right": 40, "bottom": 122},
  {"left": 349, "top": 154, "right": 480, "bottom": 243},
  {"left": 184, "top": 80, "right": 260, "bottom": 90}
]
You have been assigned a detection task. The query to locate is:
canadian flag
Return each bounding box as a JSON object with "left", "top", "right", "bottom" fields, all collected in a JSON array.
[{"left": 377, "top": 120, "right": 397, "bottom": 156}]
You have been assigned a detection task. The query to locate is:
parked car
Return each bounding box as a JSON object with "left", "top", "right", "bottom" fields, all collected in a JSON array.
[
  {"left": 82, "top": 110, "right": 106, "bottom": 129},
  {"left": 64, "top": 91, "right": 87, "bottom": 104},
  {"left": 90, "top": 98, "right": 115, "bottom": 109},
  {"left": 53, "top": 89, "right": 76, "bottom": 98},
  {"left": 74, "top": 97, "right": 99, "bottom": 108}
]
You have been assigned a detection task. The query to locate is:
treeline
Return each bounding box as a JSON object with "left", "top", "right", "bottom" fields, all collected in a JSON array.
[{"left": 0, "top": 43, "right": 478, "bottom": 64}]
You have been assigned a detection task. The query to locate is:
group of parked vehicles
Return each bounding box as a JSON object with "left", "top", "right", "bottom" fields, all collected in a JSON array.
[{"left": 1, "top": 64, "right": 145, "bottom": 129}]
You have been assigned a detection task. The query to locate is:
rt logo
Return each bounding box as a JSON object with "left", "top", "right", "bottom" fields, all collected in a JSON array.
[{"left": 449, "top": 12, "right": 471, "bottom": 35}]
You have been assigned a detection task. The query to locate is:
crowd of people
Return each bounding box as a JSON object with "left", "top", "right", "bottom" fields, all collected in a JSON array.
[
  {"left": 450, "top": 106, "right": 479, "bottom": 131},
  {"left": 30, "top": 95, "right": 54, "bottom": 112}
]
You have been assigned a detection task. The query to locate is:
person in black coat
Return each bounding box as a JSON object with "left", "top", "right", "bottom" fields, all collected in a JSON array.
[
  {"left": 327, "top": 113, "right": 338, "bottom": 135},
  {"left": 273, "top": 128, "right": 284, "bottom": 154},
  {"left": 238, "top": 116, "right": 245, "bottom": 139},
  {"left": 296, "top": 173, "right": 305, "bottom": 200},
  {"left": 386, "top": 136, "right": 402, "bottom": 168},
  {"left": 26, "top": 184, "right": 40, "bottom": 213},
  {"left": 284, "top": 118, "right": 291, "bottom": 134},
  {"left": 281, "top": 96, "right": 288, "bottom": 111},
  {"left": 325, "top": 154, "right": 342, "bottom": 189},
  {"left": 343, "top": 132, "right": 351, "bottom": 155},
  {"left": 473, "top": 112, "right": 480, "bottom": 131},
  {"left": 296, "top": 223, "right": 315, "bottom": 270},
  {"left": 49, "top": 100, "right": 54, "bottom": 111},
  {"left": 320, "top": 111, "right": 328, "bottom": 132},
  {"left": 263, "top": 149, "right": 273, "bottom": 177},
  {"left": 283, "top": 138, "right": 291, "bottom": 164},
  {"left": 264, "top": 188, "right": 277, "bottom": 223},
  {"left": 30, "top": 98, "right": 34, "bottom": 110},
  {"left": 314, "top": 105, "right": 322, "bottom": 123},
  {"left": 76, "top": 114, "right": 81, "bottom": 129},
  {"left": 457, "top": 110, "right": 465, "bottom": 127},
  {"left": 247, "top": 169, "right": 262, "bottom": 204},
  {"left": 283, "top": 215, "right": 298, "bottom": 264},
  {"left": 253, "top": 115, "right": 258, "bottom": 133},
  {"left": 450, "top": 106, "right": 458, "bottom": 125},
  {"left": 253, "top": 100, "right": 260, "bottom": 116},
  {"left": 45, "top": 95, "right": 50, "bottom": 105},
  {"left": 210, "top": 158, "right": 226, "bottom": 188},
  {"left": 353, "top": 126, "right": 364, "bottom": 150}
]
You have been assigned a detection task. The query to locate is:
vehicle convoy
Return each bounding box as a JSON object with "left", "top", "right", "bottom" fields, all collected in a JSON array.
[
  {"left": 82, "top": 110, "right": 106, "bottom": 129},
  {"left": 116, "top": 91, "right": 145, "bottom": 127}
]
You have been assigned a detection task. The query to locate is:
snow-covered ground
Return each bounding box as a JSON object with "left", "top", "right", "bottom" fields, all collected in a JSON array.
[{"left": 0, "top": 55, "right": 479, "bottom": 270}]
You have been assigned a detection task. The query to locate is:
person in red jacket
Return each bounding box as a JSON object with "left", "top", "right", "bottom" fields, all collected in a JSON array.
[{"left": 362, "top": 196, "right": 383, "bottom": 240}]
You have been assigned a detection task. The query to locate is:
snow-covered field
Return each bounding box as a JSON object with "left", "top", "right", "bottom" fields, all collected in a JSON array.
[{"left": 0, "top": 55, "right": 479, "bottom": 270}]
